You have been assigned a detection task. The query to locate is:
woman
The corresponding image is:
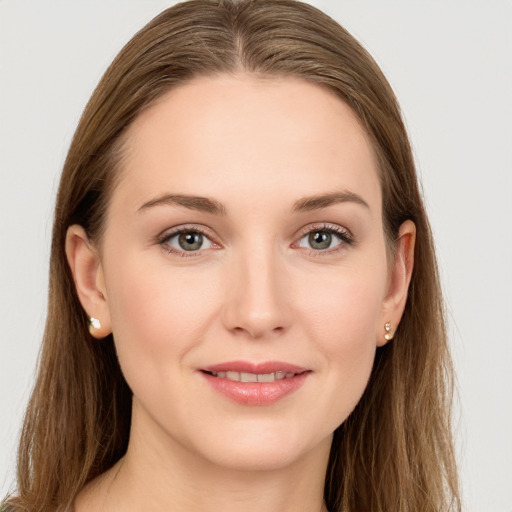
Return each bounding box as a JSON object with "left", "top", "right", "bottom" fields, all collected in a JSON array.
[{"left": 3, "top": 1, "right": 460, "bottom": 511}]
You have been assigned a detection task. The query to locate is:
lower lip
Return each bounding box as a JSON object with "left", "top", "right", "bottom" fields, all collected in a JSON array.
[{"left": 200, "top": 372, "right": 309, "bottom": 405}]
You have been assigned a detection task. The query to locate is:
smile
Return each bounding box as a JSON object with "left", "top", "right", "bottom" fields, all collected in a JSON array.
[
  {"left": 199, "top": 361, "right": 310, "bottom": 405},
  {"left": 204, "top": 370, "right": 299, "bottom": 382}
]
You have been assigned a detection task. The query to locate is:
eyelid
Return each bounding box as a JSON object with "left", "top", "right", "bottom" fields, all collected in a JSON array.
[
  {"left": 295, "top": 222, "right": 353, "bottom": 239},
  {"left": 157, "top": 224, "right": 220, "bottom": 257},
  {"left": 293, "top": 223, "right": 355, "bottom": 253},
  {"left": 155, "top": 222, "right": 354, "bottom": 258}
]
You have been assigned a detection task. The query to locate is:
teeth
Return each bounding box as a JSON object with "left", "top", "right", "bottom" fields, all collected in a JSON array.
[
  {"left": 210, "top": 371, "right": 298, "bottom": 382},
  {"left": 257, "top": 373, "right": 275, "bottom": 382},
  {"left": 240, "top": 372, "right": 258, "bottom": 382}
]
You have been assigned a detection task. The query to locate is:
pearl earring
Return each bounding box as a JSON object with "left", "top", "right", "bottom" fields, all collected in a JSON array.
[
  {"left": 89, "top": 317, "right": 101, "bottom": 333},
  {"left": 384, "top": 321, "right": 394, "bottom": 341}
]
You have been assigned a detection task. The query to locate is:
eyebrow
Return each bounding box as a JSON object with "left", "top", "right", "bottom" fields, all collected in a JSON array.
[
  {"left": 138, "top": 194, "right": 227, "bottom": 215},
  {"left": 291, "top": 190, "right": 370, "bottom": 212},
  {"left": 138, "top": 190, "right": 369, "bottom": 216}
]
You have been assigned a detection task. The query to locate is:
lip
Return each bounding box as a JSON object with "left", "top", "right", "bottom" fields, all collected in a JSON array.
[
  {"left": 199, "top": 360, "right": 311, "bottom": 406},
  {"left": 202, "top": 360, "right": 308, "bottom": 374}
]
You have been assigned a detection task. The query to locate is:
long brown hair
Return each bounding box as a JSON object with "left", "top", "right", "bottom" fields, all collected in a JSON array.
[{"left": 4, "top": 1, "right": 460, "bottom": 510}]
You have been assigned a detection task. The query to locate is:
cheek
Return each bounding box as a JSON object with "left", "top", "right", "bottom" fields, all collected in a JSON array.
[
  {"left": 294, "top": 261, "right": 388, "bottom": 422},
  {"left": 103, "top": 254, "right": 222, "bottom": 381},
  {"left": 300, "top": 263, "right": 387, "bottom": 352}
]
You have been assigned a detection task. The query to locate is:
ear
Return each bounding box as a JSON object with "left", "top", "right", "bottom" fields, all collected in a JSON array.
[
  {"left": 378, "top": 219, "right": 416, "bottom": 346},
  {"left": 65, "top": 225, "right": 112, "bottom": 339}
]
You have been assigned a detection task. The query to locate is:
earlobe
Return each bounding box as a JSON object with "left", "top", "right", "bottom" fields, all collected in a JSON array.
[
  {"left": 65, "top": 225, "right": 112, "bottom": 339},
  {"left": 378, "top": 220, "right": 416, "bottom": 346}
]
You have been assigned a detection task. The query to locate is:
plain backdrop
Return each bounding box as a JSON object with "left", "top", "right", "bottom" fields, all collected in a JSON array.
[{"left": 1, "top": 1, "right": 511, "bottom": 511}]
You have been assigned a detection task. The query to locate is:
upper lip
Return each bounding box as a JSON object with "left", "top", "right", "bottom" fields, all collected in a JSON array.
[{"left": 200, "top": 360, "right": 309, "bottom": 375}]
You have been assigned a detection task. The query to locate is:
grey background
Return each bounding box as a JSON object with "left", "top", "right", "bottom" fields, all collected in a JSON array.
[{"left": 1, "top": 1, "right": 511, "bottom": 510}]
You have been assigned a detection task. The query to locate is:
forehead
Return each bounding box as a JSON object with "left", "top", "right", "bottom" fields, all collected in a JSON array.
[{"left": 115, "top": 74, "right": 381, "bottom": 214}]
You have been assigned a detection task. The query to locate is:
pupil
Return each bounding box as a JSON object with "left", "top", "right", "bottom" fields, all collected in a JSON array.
[
  {"left": 309, "top": 231, "right": 331, "bottom": 250},
  {"left": 179, "top": 232, "right": 202, "bottom": 251}
]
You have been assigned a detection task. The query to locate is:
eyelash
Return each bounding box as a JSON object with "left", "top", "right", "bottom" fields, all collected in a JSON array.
[
  {"left": 157, "top": 223, "right": 355, "bottom": 258},
  {"left": 295, "top": 223, "right": 355, "bottom": 255},
  {"left": 157, "top": 225, "right": 215, "bottom": 258}
]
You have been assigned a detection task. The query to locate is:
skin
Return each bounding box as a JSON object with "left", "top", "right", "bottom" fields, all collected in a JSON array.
[{"left": 67, "top": 74, "right": 415, "bottom": 512}]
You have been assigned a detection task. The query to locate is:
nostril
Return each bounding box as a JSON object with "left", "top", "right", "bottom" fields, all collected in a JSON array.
[{"left": 231, "top": 324, "right": 285, "bottom": 338}]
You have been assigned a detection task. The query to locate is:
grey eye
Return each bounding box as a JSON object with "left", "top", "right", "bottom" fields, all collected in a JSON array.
[
  {"left": 179, "top": 232, "right": 203, "bottom": 251},
  {"left": 299, "top": 230, "right": 342, "bottom": 250},
  {"left": 167, "top": 231, "right": 213, "bottom": 252},
  {"left": 309, "top": 231, "right": 331, "bottom": 250}
]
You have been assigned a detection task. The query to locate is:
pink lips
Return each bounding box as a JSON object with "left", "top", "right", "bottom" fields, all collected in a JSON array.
[{"left": 199, "top": 360, "right": 310, "bottom": 406}]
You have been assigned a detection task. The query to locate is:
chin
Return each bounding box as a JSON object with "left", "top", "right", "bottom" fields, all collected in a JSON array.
[
  {"left": 206, "top": 448, "right": 306, "bottom": 473},
  {"left": 194, "top": 425, "right": 333, "bottom": 473}
]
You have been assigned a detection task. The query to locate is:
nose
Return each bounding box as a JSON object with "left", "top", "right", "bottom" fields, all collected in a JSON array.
[{"left": 221, "top": 245, "right": 291, "bottom": 339}]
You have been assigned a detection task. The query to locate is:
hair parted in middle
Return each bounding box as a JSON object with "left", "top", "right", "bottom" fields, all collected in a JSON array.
[{"left": 7, "top": 2, "right": 460, "bottom": 512}]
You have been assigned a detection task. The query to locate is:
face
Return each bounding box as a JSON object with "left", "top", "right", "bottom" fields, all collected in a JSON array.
[{"left": 77, "top": 75, "right": 403, "bottom": 472}]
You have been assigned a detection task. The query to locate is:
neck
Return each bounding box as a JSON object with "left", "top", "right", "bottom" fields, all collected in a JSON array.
[{"left": 77, "top": 403, "right": 332, "bottom": 512}]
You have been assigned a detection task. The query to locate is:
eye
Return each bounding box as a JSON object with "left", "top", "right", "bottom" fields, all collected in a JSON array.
[
  {"left": 297, "top": 225, "right": 353, "bottom": 252},
  {"left": 160, "top": 228, "right": 214, "bottom": 254}
]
